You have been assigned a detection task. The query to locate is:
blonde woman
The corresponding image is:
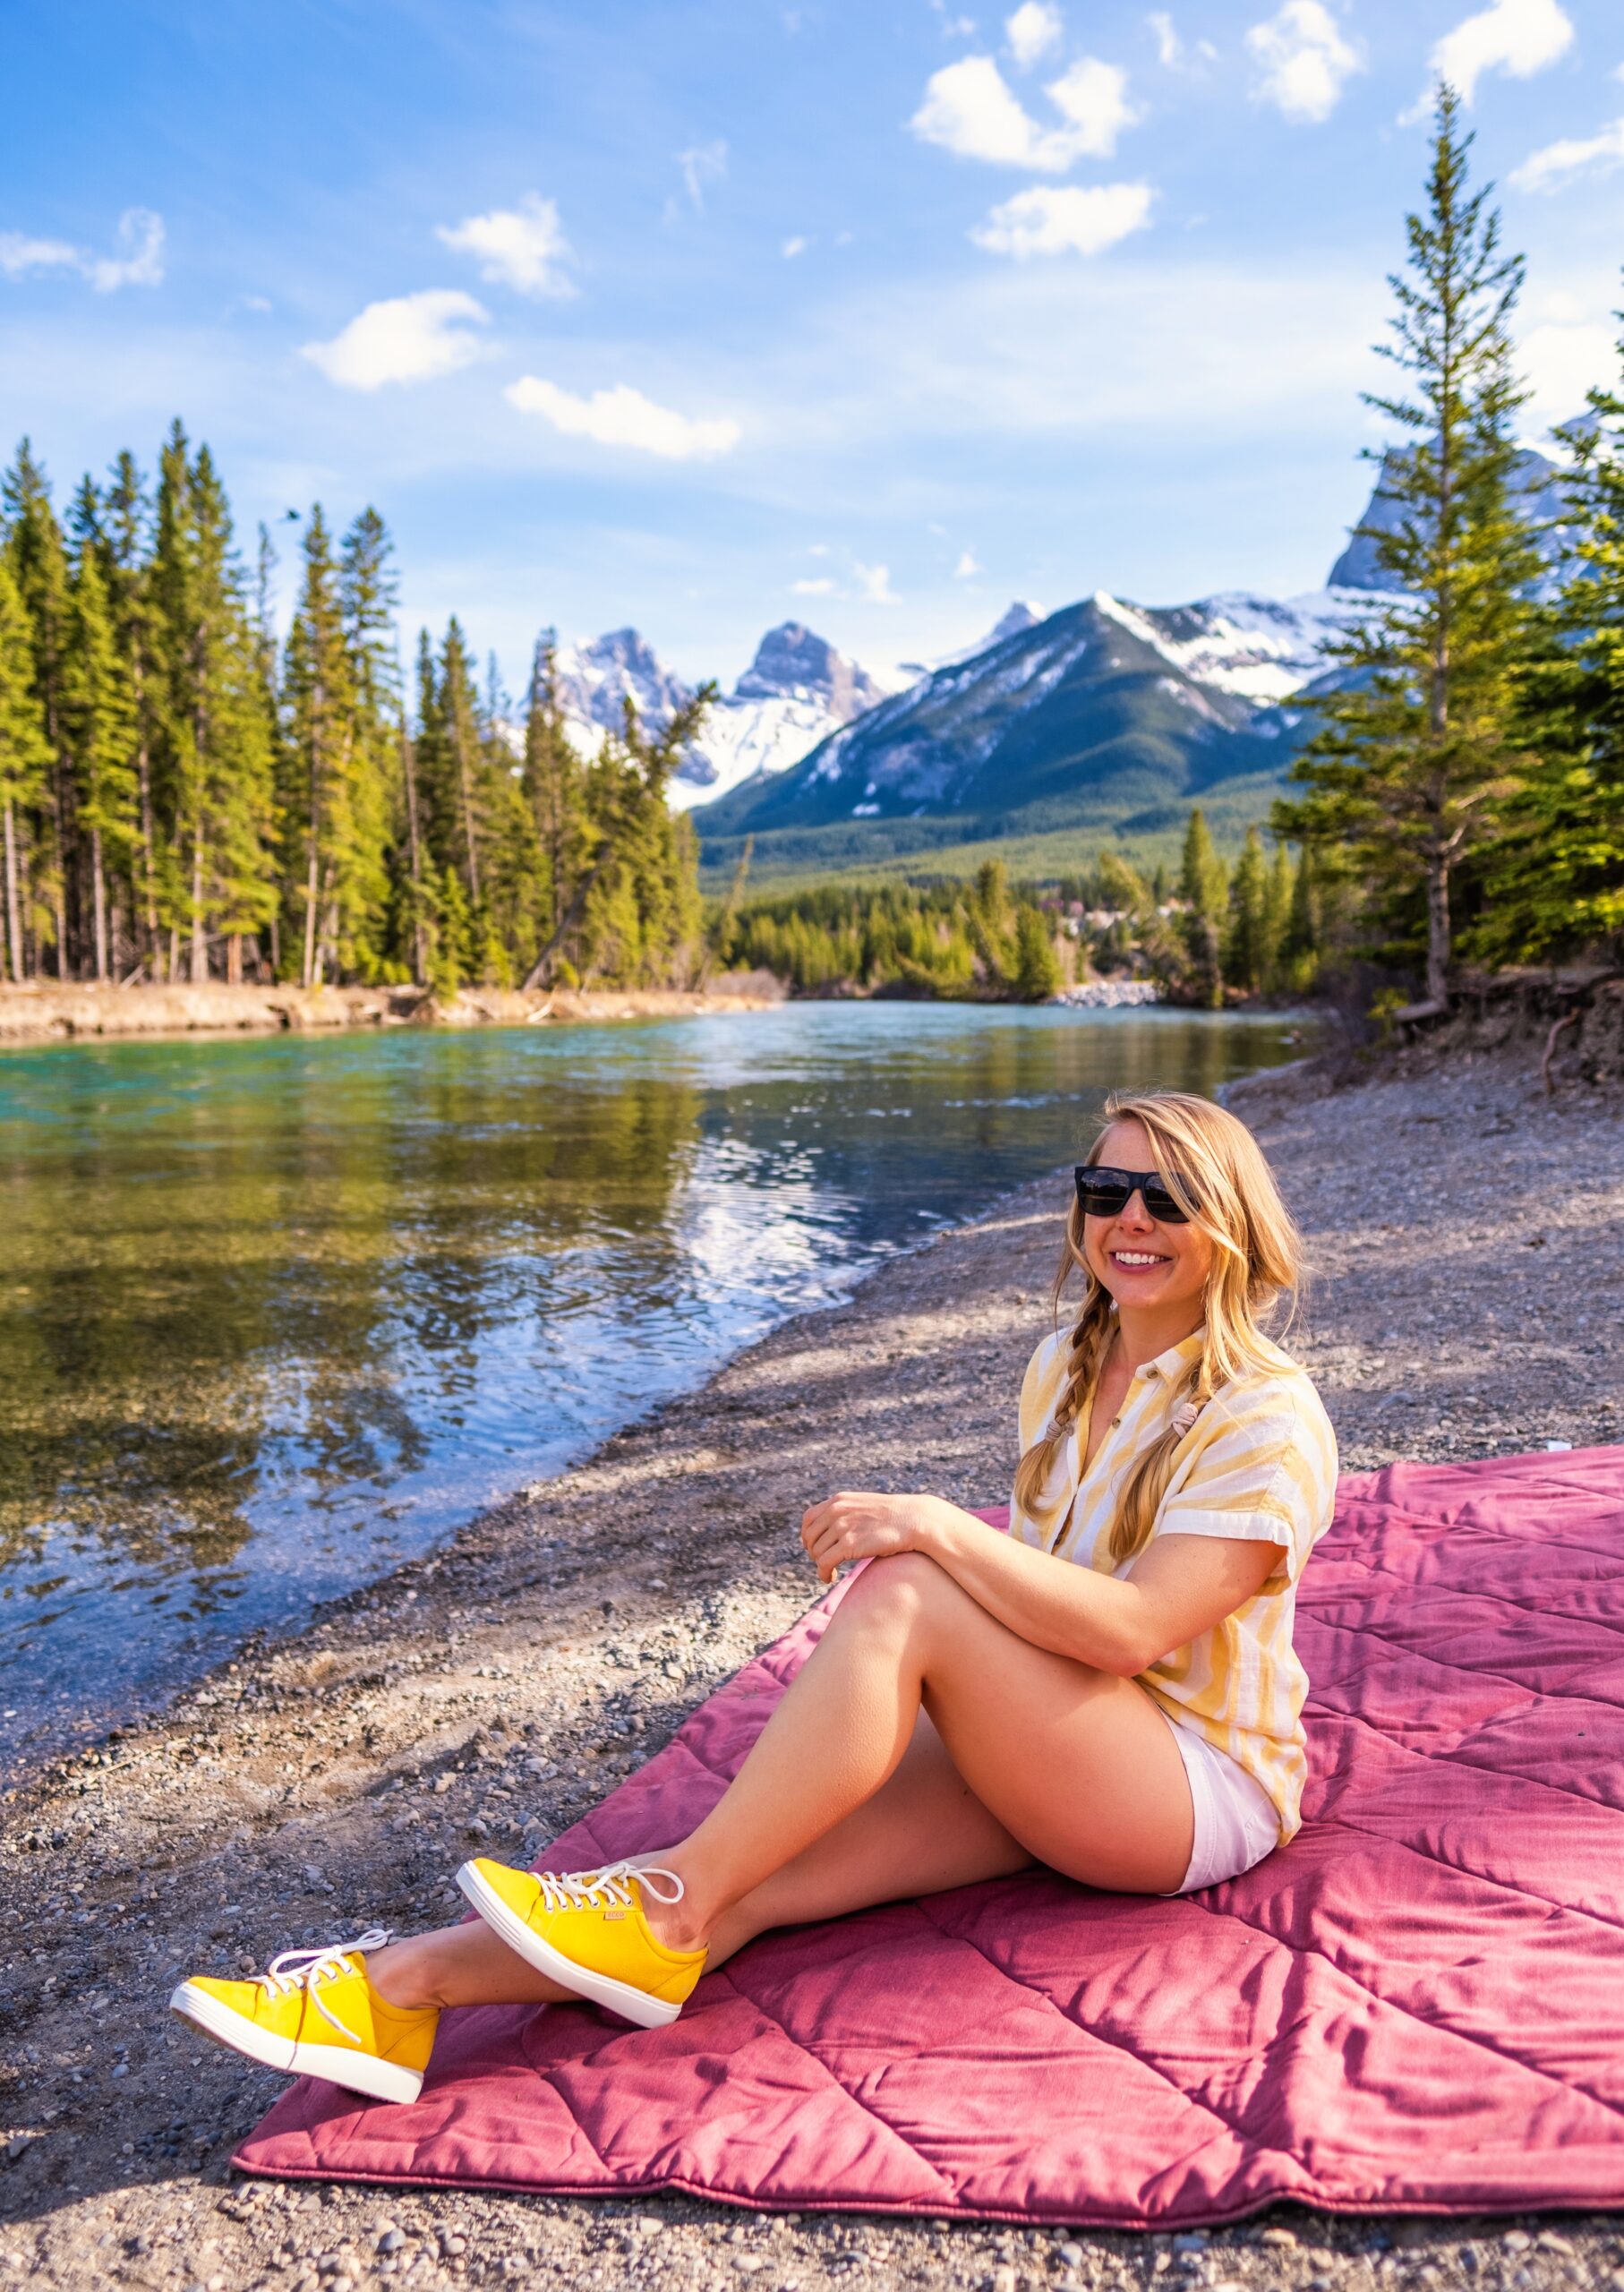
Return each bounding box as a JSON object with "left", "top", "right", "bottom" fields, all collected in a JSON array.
[{"left": 172, "top": 1090, "right": 1338, "bottom": 2103}]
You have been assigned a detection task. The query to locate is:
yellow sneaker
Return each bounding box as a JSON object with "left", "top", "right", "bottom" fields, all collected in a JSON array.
[
  {"left": 168, "top": 1928, "right": 437, "bottom": 2104},
  {"left": 457, "top": 1858, "right": 705, "bottom": 2028}
]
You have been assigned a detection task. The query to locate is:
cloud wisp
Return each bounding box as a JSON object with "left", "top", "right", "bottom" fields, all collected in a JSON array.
[
  {"left": 1245, "top": 1, "right": 1363, "bottom": 124},
  {"left": 676, "top": 141, "right": 729, "bottom": 214},
  {"left": 301, "top": 290, "right": 491, "bottom": 390},
  {"left": 1005, "top": 3, "right": 1063, "bottom": 69},
  {"left": 437, "top": 193, "right": 575, "bottom": 298},
  {"left": 910, "top": 52, "right": 1137, "bottom": 170},
  {"left": 1429, "top": 0, "right": 1574, "bottom": 106},
  {"left": 1510, "top": 116, "right": 1624, "bottom": 192},
  {"left": 971, "top": 182, "right": 1152, "bottom": 258},
  {"left": 0, "top": 207, "right": 165, "bottom": 291},
  {"left": 507, "top": 376, "right": 741, "bottom": 459}
]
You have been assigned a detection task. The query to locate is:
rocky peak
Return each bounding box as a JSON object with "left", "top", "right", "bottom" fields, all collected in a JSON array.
[{"left": 733, "top": 623, "right": 885, "bottom": 723}]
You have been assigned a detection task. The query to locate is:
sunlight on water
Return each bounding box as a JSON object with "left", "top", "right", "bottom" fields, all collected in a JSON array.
[{"left": 0, "top": 1003, "right": 1307, "bottom": 1759}]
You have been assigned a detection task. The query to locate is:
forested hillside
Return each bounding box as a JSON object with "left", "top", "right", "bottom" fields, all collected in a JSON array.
[{"left": 0, "top": 425, "right": 705, "bottom": 992}]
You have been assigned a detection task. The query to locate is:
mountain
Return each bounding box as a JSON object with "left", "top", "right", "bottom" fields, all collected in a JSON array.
[
  {"left": 670, "top": 623, "right": 893, "bottom": 812},
  {"left": 693, "top": 586, "right": 1372, "bottom": 871},
  {"left": 1328, "top": 441, "right": 1569, "bottom": 591},
  {"left": 550, "top": 620, "right": 890, "bottom": 810},
  {"left": 899, "top": 600, "right": 1047, "bottom": 679}
]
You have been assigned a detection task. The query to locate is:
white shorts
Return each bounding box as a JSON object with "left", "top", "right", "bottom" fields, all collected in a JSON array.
[{"left": 1162, "top": 1720, "right": 1281, "bottom": 1894}]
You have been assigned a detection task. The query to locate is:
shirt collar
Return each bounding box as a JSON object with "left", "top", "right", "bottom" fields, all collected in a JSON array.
[{"left": 1139, "top": 1330, "right": 1205, "bottom": 1383}]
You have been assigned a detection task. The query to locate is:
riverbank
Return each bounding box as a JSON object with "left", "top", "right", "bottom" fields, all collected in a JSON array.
[
  {"left": 0, "top": 977, "right": 784, "bottom": 1042},
  {"left": 4, "top": 1048, "right": 1624, "bottom": 2291}
]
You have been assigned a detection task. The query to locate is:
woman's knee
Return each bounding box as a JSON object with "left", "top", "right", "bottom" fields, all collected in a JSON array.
[{"left": 835, "top": 1550, "right": 960, "bottom": 1629}]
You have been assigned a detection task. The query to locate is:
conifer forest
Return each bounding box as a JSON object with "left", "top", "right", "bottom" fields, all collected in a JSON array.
[{"left": 0, "top": 425, "right": 704, "bottom": 993}]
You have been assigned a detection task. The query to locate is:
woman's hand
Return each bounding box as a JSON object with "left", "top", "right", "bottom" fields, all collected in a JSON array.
[{"left": 799, "top": 1491, "right": 949, "bottom": 1585}]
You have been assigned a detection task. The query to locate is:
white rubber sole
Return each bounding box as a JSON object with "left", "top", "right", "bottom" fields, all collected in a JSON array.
[
  {"left": 454, "top": 1861, "right": 684, "bottom": 2029},
  {"left": 167, "top": 1982, "right": 424, "bottom": 2104}
]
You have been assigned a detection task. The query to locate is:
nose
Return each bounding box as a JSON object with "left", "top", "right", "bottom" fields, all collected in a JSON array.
[{"left": 1115, "top": 1187, "right": 1155, "bottom": 1230}]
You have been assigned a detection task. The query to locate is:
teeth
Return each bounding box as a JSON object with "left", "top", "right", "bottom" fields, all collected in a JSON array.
[{"left": 1115, "top": 1252, "right": 1164, "bottom": 1266}]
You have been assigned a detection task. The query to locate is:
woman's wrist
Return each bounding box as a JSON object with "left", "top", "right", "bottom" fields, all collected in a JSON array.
[{"left": 912, "top": 1497, "right": 975, "bottom": 1563}]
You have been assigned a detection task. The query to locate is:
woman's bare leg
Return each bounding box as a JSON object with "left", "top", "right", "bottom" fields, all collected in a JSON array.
[{"left": 371, "top": 1554, "right": 1192, "bottom": 2010}]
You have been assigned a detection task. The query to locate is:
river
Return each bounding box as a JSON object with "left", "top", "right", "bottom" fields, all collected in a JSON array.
[{"left": 0, "top": 1003, "right": 1306, "bottom": 1762}]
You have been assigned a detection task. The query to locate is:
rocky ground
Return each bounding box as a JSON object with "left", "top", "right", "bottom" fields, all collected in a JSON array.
[{"left": 4, "top": 1044, "right": 1623, "bottom": 2292}]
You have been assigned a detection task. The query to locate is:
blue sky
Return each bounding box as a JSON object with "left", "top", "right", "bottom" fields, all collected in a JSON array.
[{"left": 3, "top": 0, "right": 1621, "bottom": 689}]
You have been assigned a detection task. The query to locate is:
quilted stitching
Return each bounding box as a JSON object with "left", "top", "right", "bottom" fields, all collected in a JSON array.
[{"left": 235, "top": 1450, "right": 1624, "bottom": 2225}]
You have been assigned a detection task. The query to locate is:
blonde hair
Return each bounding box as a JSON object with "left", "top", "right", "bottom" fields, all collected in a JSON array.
[{"left": 1013, "top": 1089, "right": 1303, "bottom": 1567}]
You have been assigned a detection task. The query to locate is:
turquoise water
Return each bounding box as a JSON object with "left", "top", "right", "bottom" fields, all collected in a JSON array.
[{"left": 0, "top": 1003, "right": 1306, "bottom": 1761}]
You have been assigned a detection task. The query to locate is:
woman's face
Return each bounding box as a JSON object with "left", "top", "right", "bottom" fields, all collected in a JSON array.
[{"left": 1081, "top": 1117, "right": 1214, "bottom": 1324}]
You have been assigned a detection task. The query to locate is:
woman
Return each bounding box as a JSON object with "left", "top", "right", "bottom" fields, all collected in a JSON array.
[{"left": 172, "top": 1089, "right": 1338, "bottom": 2104}]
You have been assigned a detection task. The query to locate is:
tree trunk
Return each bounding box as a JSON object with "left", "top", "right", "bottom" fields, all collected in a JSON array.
[
  {"left": 91, "top": 825, "right": 109, "bottom": 982},
  {"left": 1425, "top": 853, "right": 1451, "bottom": 1007},
  {"left": 401, "top": 729, "right": 427, "bottom": 984},
  {"left": 190, "top": 833, "right": 208, "bottom": 982},
  {"left": 226, "top": 932, "right": 243, "bottom": 986},
  {"left": 522, "top": 846, "right": 615, "bottom": 989},
  {"left": 3, "top": 801, "right": 21, "bottom": 983}
]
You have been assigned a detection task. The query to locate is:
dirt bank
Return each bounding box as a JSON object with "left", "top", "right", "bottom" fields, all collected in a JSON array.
[
  {"left": 4, "top": 1048, "right": 1623, "bottom": 2291},
  {"left": 0, "top": 977, "right": 783, "bottom": 1043}
]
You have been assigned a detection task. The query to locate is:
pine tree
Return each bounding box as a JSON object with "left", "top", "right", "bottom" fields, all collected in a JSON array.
[
  {"left": 1273, "top": 84, "right": 1543, "bottom": 1006},
  {"left": 0, "top": 561, "right": 50, "bottom": 980},
  {"left": 1013, "top": 902, "right": 1062, "bottom": 1000},
  {"left": 337, "top": 509, "right": 399, "bottom": 979},
  {"left": 282, "top": 507, "right": 356, "bottom": 985},
  {"left": 1223, "top": 826, "right": 1270, "bottom": 994},
  {"left": 63, "top": 538, "right": 139, "bottom": 979},
  {"left": 1179, "top": 808, "right": 1226, "bottom": 1006},
  {"left": 1471, "top": 314, "right": 1624, "bottom": 962},
  {"left": 1263, "top": 840, "right": 1294, "bottom": 989},
  {"left": 3, "top": 441, "right": 74, "bottom": 971},
  {"left": 104, "top": 451, "right": 165, "bottom": 971}
]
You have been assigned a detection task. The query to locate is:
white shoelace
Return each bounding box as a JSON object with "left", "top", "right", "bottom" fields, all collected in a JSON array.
[
  {"left": 534, "top": 1860, "right": 685, "bottom": 1916},
  {"left": 256, "top": 1927, "right": 393, "bottom": 2044}
]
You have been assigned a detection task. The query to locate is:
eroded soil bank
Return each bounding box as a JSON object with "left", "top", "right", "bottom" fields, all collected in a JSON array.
[
  {"left": 3, "top": 1047, "right": 1622, "bottom": 2292},
  {"left": 0, "top": 979, "right": 782, "bottom": 1041}
]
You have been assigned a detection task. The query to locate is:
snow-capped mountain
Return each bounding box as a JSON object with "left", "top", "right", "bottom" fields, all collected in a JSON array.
[
  {"left": 548, "top": 620, "right": 892, "bottom": 810},
  {"left": 899, "top": 600, "right": 1047, "bottom": 680},
  {"left": 1328, "top": 440, "right": 1570, "bottom": 591}
]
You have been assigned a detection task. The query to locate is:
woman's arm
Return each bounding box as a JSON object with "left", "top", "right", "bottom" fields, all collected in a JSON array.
[{"left": 800, "top": 1493, "right": 1283, "bottom": 1676}]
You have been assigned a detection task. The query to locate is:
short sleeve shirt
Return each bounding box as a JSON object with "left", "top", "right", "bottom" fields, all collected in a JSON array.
[{"left": 1010, "top": 1328, "right": 1338, "bottom": 1840}]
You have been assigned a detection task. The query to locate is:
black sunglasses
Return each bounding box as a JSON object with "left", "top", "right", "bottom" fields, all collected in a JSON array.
[{"left": 1073, "top": 1165, "right": 1195, "bottom": 1225}]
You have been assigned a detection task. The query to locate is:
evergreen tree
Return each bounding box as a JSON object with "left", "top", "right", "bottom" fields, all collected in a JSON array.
[
  {"left": 63, "top": 538, "right": 138, "bottom": 979},
  {"left": 0, "top": 561, "right": 50, "bottom": 981},
  {"left": 1223, "top": 825, "right": 1271, "bottom": 994},
  {"left": 337, "top": 509, "right": 399, "bottom": 978},
  {"left": 1013, "top": 902, "right": 1062, "bottom": 1000},
  {"left": 3, "top": 441, "right": 73, "bottom": 971},
  {"left": 1273, "top": 85, "right": 1543, "bottom": 1005},
  {"left": 1263, "top": 840, "right": 1294, "bottom": 988},
  {"left": 104, "top": 451, "right": 165, "bottom": 971},
  {"left": 1471, "top": 309, "right": 1624, "bottom": 962},
  {"left": 282, "top": 507, "right": 357, "bottom": 985},
  {"left": 1179, "top": 808, "right": 1226, "bottom": 1006}
]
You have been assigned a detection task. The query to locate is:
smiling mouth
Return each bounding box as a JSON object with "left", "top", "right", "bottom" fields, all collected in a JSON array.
[{"left": 1110, "top": 1250, "right": 1169, "bottom": 1270}]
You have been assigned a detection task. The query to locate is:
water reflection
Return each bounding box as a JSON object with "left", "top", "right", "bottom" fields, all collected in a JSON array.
[{"left": 0, "top": 1005, "right": 1305, "bottom": 1759}]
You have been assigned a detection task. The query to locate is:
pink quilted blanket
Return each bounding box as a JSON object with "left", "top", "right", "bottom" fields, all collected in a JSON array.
[{"left": 235, "top": 1449, "right": 1624, "bottom": 2224}]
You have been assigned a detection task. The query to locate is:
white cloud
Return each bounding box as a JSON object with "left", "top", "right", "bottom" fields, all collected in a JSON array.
[
  {"left": 506, "top": 375, "right": 741, "bottom": 459},
  {"left": 0, "top": 207, "right": 165, "bottom": 291},
  {"left": 1430, "top": 0, "right": 1573, "bottom": 104},
  {"left": 954, "top": 548, "right": 982, "bottom": 576},
  {"left": 1148, "top": 12, "right": 1218, "bottom": 68},
  {"left": 1520, "top": 317, "right": 1617, "bottom": 429},
  {"left": 677, "top": 141, "right": 728, "bottom": 213},
  {"left": 970, "top": 181, "right": 1153, "bottom": 257},
  {"left": 1048, "top": 59, "right": 1138, "bottom": 155},
  {"left": 301, "top": 290, "right": 491, "bottom": 390},
  {"left": 1006, "top": 3, "right": 1063, "bottom": 68},
  {"left": 1245, "top": 1, "right": 1363, "bottom": 123},
  {"left": 87, "top": 209, "right": 165, "bottom": 290},
  {"left": 791, "top": 575, "right": 837, "bottom": 594},
  {"left": 436, "top": 193, "right": 574, "bottom": 299},
  {"left": 854, "top": 561, "right": 898, "bottom": 603},
  {"left": 1510, "top": 117, "right": 1624, "bottom": 192},
  {"left": 1148, "top": 10, "right": 1181, "bottom": 64},
  {"left": 910, "top": 52, "right": 1136, "bottom": 169},
  {"left": 782, "top": 235, "right": 809, "bottom": 258}
]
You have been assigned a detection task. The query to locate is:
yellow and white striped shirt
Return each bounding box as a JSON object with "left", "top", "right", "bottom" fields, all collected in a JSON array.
[{"left": 1011, "top": 1328, "right": 1338, "bottom": 1841}]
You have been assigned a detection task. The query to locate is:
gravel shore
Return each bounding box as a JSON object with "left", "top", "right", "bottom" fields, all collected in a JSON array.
[{"left": 4, "top": 1047, "right": 1623, "bottom": 2292}]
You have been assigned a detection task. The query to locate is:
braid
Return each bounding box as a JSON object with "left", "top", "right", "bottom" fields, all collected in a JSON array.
[{"left": 1012, "top": 1203, "right": 1115, "bottom": 1534}]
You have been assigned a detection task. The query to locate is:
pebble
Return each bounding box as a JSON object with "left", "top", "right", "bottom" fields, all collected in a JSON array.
[{"left": 1503, "top": 2232, "right": 1533, "bottom": 2253}]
